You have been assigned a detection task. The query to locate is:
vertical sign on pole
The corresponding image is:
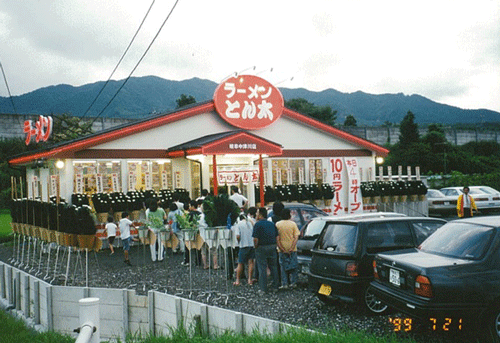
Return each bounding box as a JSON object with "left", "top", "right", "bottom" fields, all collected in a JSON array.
[
  {"left": 416, "top": 167, "right": 421, "bottom": 180},
  {"left": 298, "top": 167, "right": 304, "bottom": 184},
  {"left": 145, "top": 172, "right": 152, "bottom": 190},
  {"left": 329, "top": 158, "right": 346, "bottom": 216},
  {"left": 344, "top": 157, "right": 363, "bottom": 214},
  {"left": 75, "top": 174, "right": 83, "bottom": 194},
  {"left": 276, "top": 168, "right": 282, "bottom": 185},
  {"left": 128, "top": 172, "right": 136, "bottom": 191},
  {"left": 111, "top": 173, "right": 120, "bottom": 193},
  {"left": 398, "top": 166, "right": 403, "bottom": 181},
  {"left": 378, "top": 166, "right": 383, "bottom": 180},
  {"left": 96, "top": 173, "right": 103, "bottom": 193},
  {"left": 388, "top": 166, "right": 392, "bottom": 180},
  {"left": 407, "top": 166, "right": 412, "bottom": 181}
]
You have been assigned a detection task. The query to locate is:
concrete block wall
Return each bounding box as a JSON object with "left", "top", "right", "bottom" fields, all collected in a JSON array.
[{"left": 0, "top": 261, "right": 295, "bottom": 341}]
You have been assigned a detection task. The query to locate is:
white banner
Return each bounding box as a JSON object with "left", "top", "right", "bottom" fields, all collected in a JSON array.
[
  {"left": 218, "top": 167, "right": 259, "bottom": 185},
  {"left": 329, "top": 158, "right": 346, "bottom": 216},
  {"left": 111, "top": 173, "right": 120, "bottom": 192},
  {"left": 145, "top": 171, "right": 152, "bottom": 190},
  {"left": 161, "top": 170, "right": 168, "bottom": 189},
  {"left": 344, "top": 157, "right": 363, "bottom": 214},
  {"left": 96, "top": 173, "right": 104, "bottom": 193},
  {"left": 128, "top": 171, "right": 136, "bottom": 191},
  {"left": 75, "top": 174, "right": 83, "bottom": 194},
  {"left": 276, "top": 168, "right": 282, "bottom": 185},
  {"left": 50, "top": 175, "right": 58, "bottom": 197}
]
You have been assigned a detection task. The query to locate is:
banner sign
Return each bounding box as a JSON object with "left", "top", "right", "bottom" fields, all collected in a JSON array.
[
  {"left": 213, "top": 75, "right": 284, "bottom": 130},
  {"left": 24, "top": 115, "right": 53, "bottom": 145},
  {"left": 96, "top": 173, "right": 103, "bottom": 193},
  {"left": 75, "top": 174, "right": 83, "bottom": 194},
  {"left": 161, "top": 171, "right": 168, "bottom": 189},
  {"left": 344, "top": 157, "right": 363, "bottom": 214},
  {"left": 50, "top": 175, "right": 58, "bottom": 197},
  {"left": 145, "top": 171, "right": 152, "bottom": 190},
  {"left": 218, "top": 167, "right": 259, "bottom": 185},
  {"left": 111, "top": 173, "right": 120, "bottom": 193},
  {"left": 329, "top": 158, "right": 346, "bottom": 216},
  {"left": 128, "top": 172, "right": 136, "bottom": 191}
]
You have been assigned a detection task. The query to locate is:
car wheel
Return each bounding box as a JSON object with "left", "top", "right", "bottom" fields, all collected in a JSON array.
[
  {"left": 487, "top": 308, "right": 500, "bottom": 342},
  {"left": 364, "top": 287, "right": 388, "bottom": 314}
]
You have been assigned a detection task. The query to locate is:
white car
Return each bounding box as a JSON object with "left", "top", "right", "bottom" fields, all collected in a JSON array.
[
  {"left": 440, "top": 186, "right": 500, "bottom": 212},
  {"left": 426, "top": 189, "right": 457, "bottom": 215}
]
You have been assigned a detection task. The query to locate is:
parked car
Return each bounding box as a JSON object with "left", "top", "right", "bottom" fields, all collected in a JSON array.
[
  {"left": 307, "top": 216, "right": 447, "bottom": 314},
  {"left": 426, "top": 189, "right": 457, "bottom": 215},
  {"left": 267, "top": 202, "right": 327, "bottom": 228},
  {"left": 370, "top": 216, "right": 500, "bottom": 340},
  {"left": 440, "top": 186, "right": 500, "bottom": 212},
  {"left": 297, "top": 212, "right": 406, "bottom": 275}
]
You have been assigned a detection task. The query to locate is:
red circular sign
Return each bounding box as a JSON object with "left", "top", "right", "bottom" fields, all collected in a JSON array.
[{"left": 213, "top": 75, "right": 284, "bottom": 130}]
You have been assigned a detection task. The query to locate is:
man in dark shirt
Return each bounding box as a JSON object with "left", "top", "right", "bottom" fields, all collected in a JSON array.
[{"left": 252, "top": 207, "right": 279, "bottom": 293}]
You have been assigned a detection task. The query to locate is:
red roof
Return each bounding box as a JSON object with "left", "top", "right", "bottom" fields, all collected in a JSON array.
[{"left": 9, "top": 101, "right": 388, "bottom": 165}]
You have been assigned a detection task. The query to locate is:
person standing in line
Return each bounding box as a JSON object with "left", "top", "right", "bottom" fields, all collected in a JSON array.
[
  {"left": 233, "top": 213, "right": 255, "bottom": 286},
  {"left": 196, "top": 189, "right": 209, "bottom": 202},
  {"left": 167, "top": 202, "right": 183, "bottom": 254},
  {"left": 457, "top": 186, "right": 478, "bottom": 218},
  {"left": 119, "top": 212, "right": 137, "bottom": 266},
  {"left": 198, "top": 203, "right": 219, "bottom": 270},
  {"left": 172, "top": 193, "right": 184, "bottom": 213},
  {"left": 145, "top": 200, "right": 167, "bottom": 262},
  {"left": 276, "top": 208, "right": 300, "bottom": 289},
  {"left": 105, "top": 216, "right": 117, "bottom": 255},
  {"left": 252, "top": 207, "right": 279, "bottom": 293},
  {"left": 229, "top": 186, "right": 248, "bottom": 210}
]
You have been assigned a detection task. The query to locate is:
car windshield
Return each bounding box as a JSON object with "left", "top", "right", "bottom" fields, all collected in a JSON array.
[
  {"left": 427, "top": 190, "right": 444, "bottom": 198},
  {"left": 303, "top": 220, "right": 325, "bottom": 239},
  {"left": 419, "top": 222, "right": 495, "bottom": 260},
  {"left": 318, "top": 223, "right": 357, "bottom": 254},
  {"left": 473, "top": 187, "right": 499, "bottom": 195}
]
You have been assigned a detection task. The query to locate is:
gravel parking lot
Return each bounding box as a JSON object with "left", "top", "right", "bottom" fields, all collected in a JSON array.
[{"left": 0, "top": 242, "right": 479, "bottom": 342}]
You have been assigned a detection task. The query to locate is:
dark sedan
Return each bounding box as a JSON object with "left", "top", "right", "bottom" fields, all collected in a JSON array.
[{"left": 370, "top": 216, "right": 500, "bottom": 340}]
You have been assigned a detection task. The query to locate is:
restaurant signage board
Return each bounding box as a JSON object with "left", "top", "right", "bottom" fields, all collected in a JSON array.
[{"left": 213, "top": 75, "right": 284, "bottom": 130}]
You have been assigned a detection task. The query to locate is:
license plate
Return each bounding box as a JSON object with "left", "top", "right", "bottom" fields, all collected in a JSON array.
[
  {"left": 318, "top": 284, "right": 332, "bottom": 296},
  {"left": 389, "top": 269, "right": 400, "bottom": 286},
  {"left": 444, "top": 201, "right": 450, "bottom": 205}
]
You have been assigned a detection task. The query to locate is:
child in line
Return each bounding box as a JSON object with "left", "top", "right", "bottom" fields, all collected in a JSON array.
[
  {"left": 119, "top": 211, "right": 137, "bottom": 266},
  {"left": 105, "top": 216, "right": 117, "bottom": 255}
]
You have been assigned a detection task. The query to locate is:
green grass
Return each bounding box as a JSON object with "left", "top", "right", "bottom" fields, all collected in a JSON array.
[
  {"left": 0, "top": 307, "right": 418, "bottom": 343},
  {"left": 0, "top": 209, "right": 13, "bottom": 243},
  {"left": 0, "top": 309, "right": 73, "bottom": 343}
]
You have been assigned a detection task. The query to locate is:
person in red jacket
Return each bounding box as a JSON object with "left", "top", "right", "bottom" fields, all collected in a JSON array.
[{"left": 456, "top": 186, "right": 477, "bottom": 218}]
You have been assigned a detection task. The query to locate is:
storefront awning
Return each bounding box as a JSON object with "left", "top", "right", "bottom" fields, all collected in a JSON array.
[{"left": 166, "top": 131, "right": 283, "bottom": 157}]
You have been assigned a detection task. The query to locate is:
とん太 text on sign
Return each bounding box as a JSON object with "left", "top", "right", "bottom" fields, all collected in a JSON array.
[{"left": 213, "top": 75, "right": 284, "bottom": 130}]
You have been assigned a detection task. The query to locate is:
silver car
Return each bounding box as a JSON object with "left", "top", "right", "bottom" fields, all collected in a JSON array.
[
  {"left": 440, "top": 186, "right": 500, "bottom": 212},
  {"left": 426, "top": 189, "right": 457, "bottom": 215}
]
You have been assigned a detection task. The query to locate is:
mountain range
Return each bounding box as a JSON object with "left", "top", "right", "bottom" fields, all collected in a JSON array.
[{"left": 1, "top": 75, "right": 498, "bottom": 125}]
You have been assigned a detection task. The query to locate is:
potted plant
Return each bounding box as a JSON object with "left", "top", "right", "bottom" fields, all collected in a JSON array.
[{"left": 176, "top": 211, "right": 199, "bottom": 241}]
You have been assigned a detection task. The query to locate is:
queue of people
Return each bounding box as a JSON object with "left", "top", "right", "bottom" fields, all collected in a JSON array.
[{"left": 103, "top": 187, "right": 300, "bottom": 293}]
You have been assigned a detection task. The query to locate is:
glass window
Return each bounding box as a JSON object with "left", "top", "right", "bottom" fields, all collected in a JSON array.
[
  {"left": 301, "top": 209, "right": 324, "bottom": 224},
  {"left": 290, "top": 209, "right": 301, "bottom": 227},
  {"left": 412, "top": 220, "right": 445, "bottom": 245},
  {"left": 303, "top": 220, "right": 325, "bottom": 239},
  {"left": 420, "top": 223, "right": 495, "bottom": 260},
  {"left": 318, "top": 223, "right": 357, "bottom": 254},
  {"left": 366, "top": 221, "right": 413, "bottom": 249}
]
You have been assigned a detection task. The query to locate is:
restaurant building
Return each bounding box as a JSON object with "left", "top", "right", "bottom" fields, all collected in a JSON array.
[{"left": 9, "top": 75, "right": 389, "bottom": 214}]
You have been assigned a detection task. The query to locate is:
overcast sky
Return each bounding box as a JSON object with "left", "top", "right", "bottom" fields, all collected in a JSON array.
[{"left": 0, "top": 0, "right": 499, "bottom": 113}]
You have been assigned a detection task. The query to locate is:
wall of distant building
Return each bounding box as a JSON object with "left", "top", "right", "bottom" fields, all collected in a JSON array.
[{"left": 1, "top": 113, "right": 499, "bottom": 146}]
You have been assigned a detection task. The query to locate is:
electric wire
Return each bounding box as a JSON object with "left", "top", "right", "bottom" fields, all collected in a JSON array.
[
  {"left": 0, "top": 60, "right": 17, "bottom": 114},
  {"left": 80, "top": 0, "right": 156, "bottom": 120},
  {"left": 86, "top": 0, "right": 181, "bottom": 130}
]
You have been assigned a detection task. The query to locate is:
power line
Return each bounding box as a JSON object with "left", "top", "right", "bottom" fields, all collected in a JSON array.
[
  {"left": 80, "top": 0, "right": 156, "bottom": 120},
  {"left": 0, "top": 60, "right": 17, "bottom": 114},
  {"left": 86, "top": 0, "right": 181, "bottom": 130}
]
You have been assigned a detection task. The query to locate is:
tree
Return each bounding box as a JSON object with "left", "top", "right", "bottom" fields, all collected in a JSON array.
[
  {"left": 285, "top": 98, "right": 337, "bottom": 126},
  {"left": 343, "top": 114, "right": 357, "bottom": 127},
  {"left": 399, "top": 111, "right": 419, "bottom": 148},
  {"left": 176, "top": 94, "right": 196, "bottom": 108},
  {"left": 50, "top": 114, "right": 94, "bottom": 144}
]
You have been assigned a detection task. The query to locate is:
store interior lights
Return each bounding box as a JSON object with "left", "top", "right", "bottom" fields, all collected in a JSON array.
[{"left": 55, "top": 160, "right": 65, "bottom": 169}]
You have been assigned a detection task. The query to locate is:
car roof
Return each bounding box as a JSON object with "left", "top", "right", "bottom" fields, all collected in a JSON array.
[
  {"left": 311, "top": 212, "right": 406, "bottom": 221},
  {"left": 309, "top": 213, "right": 442, "bottom": 224},
  {"left": 450, "top": 215, "right": 500, "bottom": 227}
]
